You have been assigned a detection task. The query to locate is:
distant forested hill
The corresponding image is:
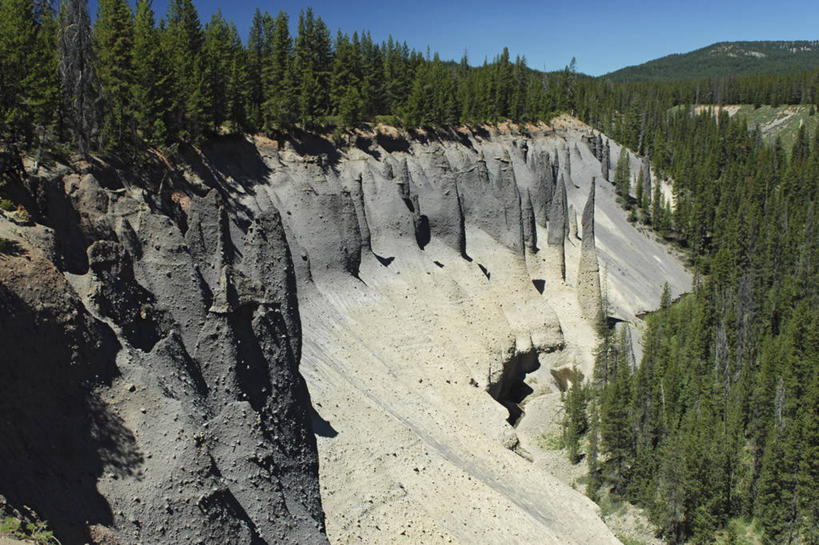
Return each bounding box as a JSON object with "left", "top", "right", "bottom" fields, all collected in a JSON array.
[{"left": 605, "top": 41, "right": 819, "bottom": 82}]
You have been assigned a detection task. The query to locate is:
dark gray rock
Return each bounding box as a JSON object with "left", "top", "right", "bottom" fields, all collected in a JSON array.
[
  {"left": 581, "top": 180, "right": 596, "bottom": 253},
  {"left": 547, "top": 175, "right": 568, "bottom": 246},
  {"left": 641, "top": 156, "right": 652, "bottom": 204},
  {"left": 530, "top": 151, "right": 554, "bottom": 227},
  {"left": 185, "top": 190, "right": 234, "bottom": 296},
  {"left": 601, "top": 140, "right": 610, "bottom": 181},
  {"left": 456, "top": 149, "right": 524, "bottom": 255},
  {"left": 276, "top": 179, "right": 363, "bottom": 278},
  {"left": 522, "top": 190, "right": 537, "bottom": 252},
  {"left": 87, "top": 240, "right": 171, "bottom": 351},
  {"left": 414, "top": 151, "right": 467, "bottom": 256},
  {"left": 0, "top": 158, "right": 329, "bottom": 545}
]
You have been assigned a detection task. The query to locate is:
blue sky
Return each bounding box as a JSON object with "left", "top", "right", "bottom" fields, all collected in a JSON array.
[{"left": 92, "top": 0, "right": 819, "bottom": 75}]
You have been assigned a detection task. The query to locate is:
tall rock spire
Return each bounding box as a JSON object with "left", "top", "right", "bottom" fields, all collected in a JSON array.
[
  {"left": 577, "top": 180, "right": 602, "bottom": 321},
  {"left": 601, "top": 140, "right": 611, "bottom": 181},
  {"left": 546, "top": 174, "right": 568, "bottom": 280}
]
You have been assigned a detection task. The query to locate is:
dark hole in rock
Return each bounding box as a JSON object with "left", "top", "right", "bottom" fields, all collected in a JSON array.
[
  {"left": 415, "top": 215, "right": 431, "bottom": 249},
  {"left": 489, "top": 351, "right": 540, "bottom": 426},
  {"left": 606, "top": 315, "right": 626, "bottom": 329},
  {"left": 532, "top": 279, "right": 545, "bottom": 294},
  {"left": 402, "top": 197, "right": 415, "bottom": 213},
  {"left": 375, "top": 254, "right": 395, "bottom": 267},
  {"left": 478, "top": 263, "right": 490, "bottom": 280}
]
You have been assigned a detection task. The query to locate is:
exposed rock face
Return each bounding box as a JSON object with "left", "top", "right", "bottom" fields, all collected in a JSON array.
[
  {"left": 577, "top": 180, "right": 603, "bottom": 321},
  {"left": 0, "top": 117, "right": 691, "bottom": 545},
  {"left": 601, "top": 139, "right": 611, "bottom": 181},
  {"left": 569, "top": 204, "right": 579, "bottom": 240},
  {"left": 457, "top": 149, "right": 524, "bottom": 255},
  {"left": 546, "top": 174, "right": 569, "bottom": 280},
  {"left": 529, "top": 150, "right": 554, "bottom": 226},
  {"left": 641, "top": 156, "right": 652, "bottom": 203},
  {"left": 0, "top": 161, "right": 328, "bottom": 545},
  {"left": 522, "top": 190, "right": 537, "bottom": 252}
]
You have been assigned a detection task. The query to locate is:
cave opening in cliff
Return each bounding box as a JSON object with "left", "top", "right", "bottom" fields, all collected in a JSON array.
[{"left": 489, "top": 351, "right": 540, "bottom": 426}]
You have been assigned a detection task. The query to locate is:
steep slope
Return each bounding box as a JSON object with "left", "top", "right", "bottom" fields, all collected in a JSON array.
[
  {"left": 225, "top": 118, "right": 688, "bottom": 544},
  {"left": 0, "top": 159, "right": 328, "bottom": 544},
  {"left": 0, "top": 116, "right": 689, "bottom": 545},
  {"left": 606, "top": 40, "right": 819, "bottom": 82}
]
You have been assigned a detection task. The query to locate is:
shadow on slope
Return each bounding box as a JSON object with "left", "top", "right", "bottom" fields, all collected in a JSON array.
[{"left": 0, "top": 260, "right": 141, "bottom": 544}]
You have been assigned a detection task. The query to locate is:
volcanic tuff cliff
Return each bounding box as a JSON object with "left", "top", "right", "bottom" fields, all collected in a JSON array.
[{"left": 0, "top": 116, "right": 689, "bottom": 545}]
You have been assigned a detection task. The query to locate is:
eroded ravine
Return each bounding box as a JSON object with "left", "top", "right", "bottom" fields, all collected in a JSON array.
[{"left": 0, "top": 116, "right": 689, "bottom": 545}]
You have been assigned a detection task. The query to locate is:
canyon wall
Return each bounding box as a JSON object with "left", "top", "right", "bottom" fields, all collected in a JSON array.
[{"left": 0, "top": 116, "right": 689, "bottom": 544}]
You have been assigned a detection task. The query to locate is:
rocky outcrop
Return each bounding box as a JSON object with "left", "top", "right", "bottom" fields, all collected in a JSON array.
[
  {"left": 569, "top": 204, "right": 579, "bottom": 240},
  {"left": 1, "top": 119, "right": 691, "bottom": 545},
  {"left": 641, "top": 156, "right": 652, "bottom": 204},
  {"left": 546, "top": 174, "right": 569, "bottom": 280},
  {"left": 457, "top": 149, "right": 524, "bottom": 254},
  {"left": 0, "top": 161, "right": 328, "bottom": 545},
  {"left": 523, "top": 190, "right": 537, "bottom": 252},
  {"left": 577, "top": 180, "right": 602, "bottom": 321},
  {"left": 529, "top": 150, "right": 554, "bottom": 226},
  {"left": 601, "top": 139, "right": 610, "bottom": 181}
]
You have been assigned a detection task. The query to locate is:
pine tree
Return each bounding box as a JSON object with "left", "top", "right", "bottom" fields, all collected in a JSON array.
[
  {"left": 651, "top": 178, "right": 662, "bottom": 226},
  {"left": 614, "top": 146, "right": 631, "bottom": 201},
  {"left": 564, "top": 367, "right": 588, "bottom": 464},
  {"left": 245, "top": 8, "right": 270, "bottom": 131},
  {"left": 0, "top": 0, "right": 58, "bottom": 146},
  {"left": 586, "top": 400, "right": 602, "bottom": 500},
  {"left": 635, "top": 168, "right": 644, "bottom": 209},
  {"left": 261, "top": 11, "right": 293, "bottom": 130},
  {"left": 293, "top": 8, "right": 330, "bottom": 126},
  {"left": 329, "top": 31, "right": 360, "bottom": 124},
  {"left": 600, "top": 349, "right": 634, "bottom": 494},
  {"left": 94, "top": 0, "right": 134, "bottom": 152},
  {"left": 201, "top": 11, "right": 235, "bottom": 132},
  {"left": 164, "top": 0, "right": 204, "bottom": 141},
  {"left": 131, "top": 0, "right": 169, "bottom": 144}
]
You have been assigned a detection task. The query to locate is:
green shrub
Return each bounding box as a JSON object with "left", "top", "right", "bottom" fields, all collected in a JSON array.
[
  {"left": 0, "top": 199, "right": 15, "bottom": 211},
  {"left": 1, "top": 516, "right": 60, "bottom": 544},
  {"left": 537, "top": 431, "right": 565, "bottom": 450}
]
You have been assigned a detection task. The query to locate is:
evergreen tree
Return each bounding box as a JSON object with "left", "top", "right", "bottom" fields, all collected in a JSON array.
[
  {"left": 164, "top": 0, "right": 204, "bottom": 141},
  {"left": 131, "top": 0, "right": 169, "bottom": 144},
  {"left": 614, "top": 146, "right": 631, "bottom": 201},
  {"left": 635, "top": 168, "right": 644, "bottom": 209},
  {"left": 94, "top": 0, "right": 134, "bottom": 152},
  {"left": 564, "top": 367, "right": 588, "bottom": 464},
  {"left": 292, "top": 8, "right": 330, "bottom": 126},
  {"left": 600, "top": 352, "right": 634, "bottom": 494},
  {"left": 261, "top": 11, "right": 293, "bottom": 130},
  {"left": 586, "top": 400, "right": 602, "bottom": 500},
  {"left": 0, "top": 0, "right": 58, "bottom": 146},
  {"left": 202, "top": 11, "right": 241, "bottom": 132},
  {"left": 245, "top": 8, "right": 270, "bottom": 131}
]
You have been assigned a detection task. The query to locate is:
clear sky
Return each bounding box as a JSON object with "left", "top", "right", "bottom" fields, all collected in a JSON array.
[{"left": 93, "top": 0, "right": 819, "bottom": 76}]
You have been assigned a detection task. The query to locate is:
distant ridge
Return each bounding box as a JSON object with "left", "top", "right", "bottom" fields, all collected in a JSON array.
[{"left": 604, "top": 40, "right": 819, "bottom": 82}]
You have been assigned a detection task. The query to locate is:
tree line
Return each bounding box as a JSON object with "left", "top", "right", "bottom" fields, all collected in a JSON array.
[{"left": 0, "top": 0, "right": 585, "bottom": 157}]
